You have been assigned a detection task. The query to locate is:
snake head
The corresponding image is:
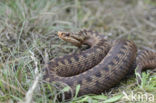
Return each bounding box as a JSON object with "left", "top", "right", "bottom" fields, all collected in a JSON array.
[{"left": 58, "top": 31, "right": 85, "bottom": 47}]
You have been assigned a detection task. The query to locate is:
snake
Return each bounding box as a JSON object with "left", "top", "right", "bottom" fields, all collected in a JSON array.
[{"left": 43, "top": 29, "right": 156, "bottom": 99}]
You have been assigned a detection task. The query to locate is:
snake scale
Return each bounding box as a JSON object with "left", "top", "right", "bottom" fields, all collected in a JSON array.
[{"left": 43, "top": 29, "right": 156, "bottom": 98}]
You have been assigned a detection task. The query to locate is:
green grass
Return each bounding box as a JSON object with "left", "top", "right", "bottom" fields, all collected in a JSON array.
[{"left": 0, "top": 0, "right": 156, "bottom": 103}]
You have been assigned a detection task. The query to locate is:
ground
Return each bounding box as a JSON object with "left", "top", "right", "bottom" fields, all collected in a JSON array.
[{"left": 0, "top": 0, "right": 156, "bottom": 103}]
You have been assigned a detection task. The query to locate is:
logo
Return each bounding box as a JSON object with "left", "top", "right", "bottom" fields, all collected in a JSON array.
[{"left": 122, "top": 91, "right": 155, "bottom": 102}]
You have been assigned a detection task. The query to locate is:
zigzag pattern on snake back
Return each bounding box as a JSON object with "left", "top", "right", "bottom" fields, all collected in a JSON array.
[{"left": 43, "top": 30, "right": 156, "bottom": 98}]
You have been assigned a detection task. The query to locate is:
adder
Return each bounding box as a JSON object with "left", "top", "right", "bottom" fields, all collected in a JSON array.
[{"left": 43, "top": 29, "right": 156, "bottom": 98}]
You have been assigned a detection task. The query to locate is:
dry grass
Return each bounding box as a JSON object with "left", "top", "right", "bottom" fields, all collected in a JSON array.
[{"left": 0, "top": 0, "right": 156, "bottom": 102}]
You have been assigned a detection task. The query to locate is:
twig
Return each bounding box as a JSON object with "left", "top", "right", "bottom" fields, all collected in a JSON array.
[{"left": 23, "top": 50, "right": 41, "bottom": 103}]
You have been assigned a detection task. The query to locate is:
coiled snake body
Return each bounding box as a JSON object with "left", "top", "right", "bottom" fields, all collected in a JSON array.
[{"left": 43, "top": 30, "right": 156, "bottom": 98}]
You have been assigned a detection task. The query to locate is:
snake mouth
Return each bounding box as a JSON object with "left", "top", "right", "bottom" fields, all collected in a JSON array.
[{"left": 58, "top": 31, "right": 85, "bottom": 47}]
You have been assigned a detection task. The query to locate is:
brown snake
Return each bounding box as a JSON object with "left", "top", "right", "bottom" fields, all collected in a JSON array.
[{"left": 43, "top": 30, "right": 156, "bottom": 98}]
